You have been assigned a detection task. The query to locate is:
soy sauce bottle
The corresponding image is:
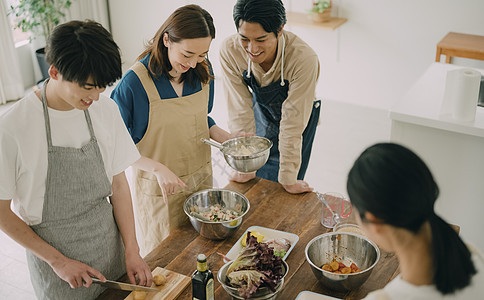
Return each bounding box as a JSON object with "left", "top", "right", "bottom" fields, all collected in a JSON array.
[{"left": 192, "top": 254, "right": 214, "bottom": 300}]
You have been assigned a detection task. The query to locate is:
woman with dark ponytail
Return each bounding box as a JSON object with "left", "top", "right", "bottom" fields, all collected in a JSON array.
[{"left": 347, "top": 143, "right": 484, "bottom": 299}]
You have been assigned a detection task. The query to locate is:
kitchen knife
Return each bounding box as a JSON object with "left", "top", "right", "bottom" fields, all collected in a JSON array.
[{"left": 91, "top": 278, "right": 159, "bottom": 292}]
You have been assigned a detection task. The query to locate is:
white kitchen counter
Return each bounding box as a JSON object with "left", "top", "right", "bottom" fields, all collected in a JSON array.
[
  {"left": 390, "top": 62, "right": 484, "bottom": 137},
  {"left": 390, "top": 62, "right": 484, "bottom": 251}
]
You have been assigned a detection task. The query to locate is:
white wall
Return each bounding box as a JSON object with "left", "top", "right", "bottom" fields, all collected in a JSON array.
[
  {"left": 109, "top": 0, "right": 484, "bottom": 110},
  {"left": 287, "top": 0, "right": 484, "bottom": 109},
  {"left": 108, "top": 0, "right": 236, "bottom": 73}
]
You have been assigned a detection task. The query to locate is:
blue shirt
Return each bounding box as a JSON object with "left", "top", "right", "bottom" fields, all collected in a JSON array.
[{"left": 111, "top": 55, "right": 216, "bottom": 144}]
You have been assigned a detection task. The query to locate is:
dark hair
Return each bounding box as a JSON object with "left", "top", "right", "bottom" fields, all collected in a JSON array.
[
  {"left": 347, "top": 143, "right": 476, "bottom": 294},
  {"left": 233, "top": 0, "right": 286, "bottom": 37},
  {"left": 138, "top": 4, "right": 215, "bottom": 86},
  {"left": 45, "top": 20, "right": 121, "bottom": 88}
]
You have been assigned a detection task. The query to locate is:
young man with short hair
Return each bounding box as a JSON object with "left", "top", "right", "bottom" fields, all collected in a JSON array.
[
  {"left": 220, "top": 0, "right": 321, "bottom": 194},
  {"left": 0, "top": 20, "right": 152, "bottom": 299}
]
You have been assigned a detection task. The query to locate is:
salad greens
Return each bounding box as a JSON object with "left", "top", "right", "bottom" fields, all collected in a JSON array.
[
  {"left": 225, "top": 232, "right": 284, "bottom": 298},
  {"left": 273, "top": 249, "right": 287, "bottom": 258},
  {"left": 227, "top": 270, "right": 268, "bottom": 298}
]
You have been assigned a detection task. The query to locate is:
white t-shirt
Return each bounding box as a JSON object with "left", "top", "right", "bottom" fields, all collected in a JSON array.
[
  {"left": 0, "top": 92, "right": 140, "bottom": 225},
  {"left": 364, "top": 245, "right": 484, "bottom": 300}
]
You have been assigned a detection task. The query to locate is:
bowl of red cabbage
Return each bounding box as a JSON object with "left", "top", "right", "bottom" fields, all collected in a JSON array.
[{"left": 217, "top": 233, "right": 289, "bottom": 299}]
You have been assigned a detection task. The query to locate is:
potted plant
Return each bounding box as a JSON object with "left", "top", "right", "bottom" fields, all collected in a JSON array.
[
  {"left": 8, "top": 0, "right": 73, "bottom": 81},
  {"left": 310, "top": 0, "right": 332, "bottom": 23}
]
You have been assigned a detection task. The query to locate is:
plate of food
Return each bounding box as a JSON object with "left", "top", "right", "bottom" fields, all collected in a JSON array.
[
  {"left": 222, "top": 226, "right": 299, "bottom": 263},
  {"left": 295, "top": 291, "right": 341, "bottom": 300},
  {"left": 218, "top": 232, "right": 289, "bottom": 299}
]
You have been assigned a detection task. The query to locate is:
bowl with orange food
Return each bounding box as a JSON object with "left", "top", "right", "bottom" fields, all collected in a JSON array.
[{"left": 305, "top": 232, "right": 380, "bottom": 292}]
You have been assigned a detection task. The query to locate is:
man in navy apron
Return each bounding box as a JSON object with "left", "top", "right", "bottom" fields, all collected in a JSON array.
[
  {"left": 0, "top": 20, "right": 152, "bottom": 299},
  {"left": 220, "top": 0, "right": 321, "bottom": 194}
]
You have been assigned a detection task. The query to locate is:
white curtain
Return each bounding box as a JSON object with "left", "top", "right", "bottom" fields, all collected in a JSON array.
[
  {"left": 66, "top": 0, "right": 110, "bottom": 31},
  {"left": 0, "top": 1, "right": 24, "bottom": 104}
]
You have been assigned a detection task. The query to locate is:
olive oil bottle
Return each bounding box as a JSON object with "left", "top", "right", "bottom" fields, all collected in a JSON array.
[{"left": 191, "top": 254, "right": 214, "bottom": 300}]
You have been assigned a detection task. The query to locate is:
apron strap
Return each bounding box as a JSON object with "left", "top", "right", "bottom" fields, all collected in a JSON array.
[
  {"left": 130, "top": 61, "right": 161, "bottom": 102},
  {"left": 40, "top": 79, "right": 53, "bottom": 148},
  {"left": 40, "top": 79, "right": 97, "bottom": 147},
  {"left": 83, "top": 109, "right": 97, "bottom": 142}
]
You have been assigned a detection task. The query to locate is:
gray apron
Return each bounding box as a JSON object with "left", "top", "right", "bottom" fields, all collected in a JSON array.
[{"left": 26, "top": 80, "right": 126, "bottom": 299}]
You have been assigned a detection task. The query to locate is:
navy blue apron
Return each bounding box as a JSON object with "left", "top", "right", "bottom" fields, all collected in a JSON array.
[{"left": 243, "top": 70, "right": 320, "bottom": 183}]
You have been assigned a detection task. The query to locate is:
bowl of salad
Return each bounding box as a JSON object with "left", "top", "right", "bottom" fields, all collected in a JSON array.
[
  {"left": 184, "top": 188, "right": 250, "bottom": 240},
  {"left": 217, "top": 233, "right": 289, "bottom": 299}
]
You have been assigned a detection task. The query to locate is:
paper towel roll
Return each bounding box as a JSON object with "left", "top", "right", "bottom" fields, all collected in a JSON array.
[{"left": 449, "top": 68, "right": 481, "bottom": 122}]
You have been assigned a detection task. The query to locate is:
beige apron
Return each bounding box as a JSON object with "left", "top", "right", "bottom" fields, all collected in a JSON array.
[{"left": 130, "top": 62, "right": 213, "bottom": 254}]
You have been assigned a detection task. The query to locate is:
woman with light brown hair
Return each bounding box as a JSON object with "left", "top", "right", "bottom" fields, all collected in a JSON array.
[{"left": 112, "top": 5, "right": 232, "bottom": 254}]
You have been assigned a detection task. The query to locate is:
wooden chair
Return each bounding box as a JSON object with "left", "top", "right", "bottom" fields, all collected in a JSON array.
[{"left": 436, "top": 32, "right": 484, "bottom": 63}]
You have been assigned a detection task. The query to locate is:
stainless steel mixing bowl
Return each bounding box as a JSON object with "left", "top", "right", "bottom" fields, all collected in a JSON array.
[
  {"left": 305, "top": 232, "right": 380, "bottom": 292},
  {"left": 184, "top": 189, "right": 250, "bottom": 240},
  {"left": 202, "top": 136, "right": 272, "bottom": 173},
  {"left": 217, "top": 260, "right": 289, "bottom": 300}
]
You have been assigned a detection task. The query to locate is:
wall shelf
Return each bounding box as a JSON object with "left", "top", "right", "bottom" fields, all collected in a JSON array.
[{"left": 287, "top": 11, "right": 347, "bottom": 30}]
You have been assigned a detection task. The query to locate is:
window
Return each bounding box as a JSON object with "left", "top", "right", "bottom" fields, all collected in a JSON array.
[{"left": 6, "top": 0, "right": 30, "bottom": 46}]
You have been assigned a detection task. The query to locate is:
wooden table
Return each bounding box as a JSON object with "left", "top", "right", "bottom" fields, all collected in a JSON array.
[
  {"left": 97, "top": 178, "right": 399, "bottom": 300},
  {"left": 435, "top": 32, "right": 484, "bottom": 63}
]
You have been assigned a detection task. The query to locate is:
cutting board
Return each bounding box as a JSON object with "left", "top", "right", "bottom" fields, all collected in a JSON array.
[{"left": 124, "top": 267, "right": 191, "bottom": 300}]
